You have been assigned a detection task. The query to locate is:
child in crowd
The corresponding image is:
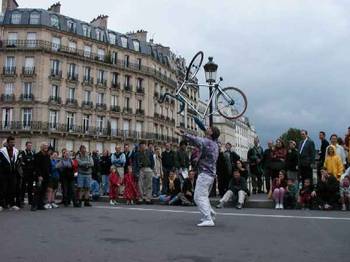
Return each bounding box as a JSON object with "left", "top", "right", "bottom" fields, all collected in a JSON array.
[
  {"left": 298, "top": 178, "right": 314, "bottom": 209},
  {"left": 271, "top": 170, "right": 287, "bottom": 209},
  {"left": 123, "top": 166, "right": 139, "bottom": 205},
  {"left": 109, "top": 166, "right": 121, "bottom": 205},
  {"left": 340, "top": 175, "right": 350, "bottom": 211},
  {"left": 46, "top": 151, "right": 60, "bottom": 209},
  {"left": 90, "top": 179, "right": 100, "bottom": 201},
  {"left": 284, "top": 178, "right": 298, "bottom": 209}
]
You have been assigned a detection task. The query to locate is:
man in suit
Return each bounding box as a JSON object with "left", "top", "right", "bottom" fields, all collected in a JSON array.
[
  {"left": 298, "top": 130, "right": 316, "bottom": 185},
  {"left": 247, "top": 137, "right": 264, "bottom": 194}
]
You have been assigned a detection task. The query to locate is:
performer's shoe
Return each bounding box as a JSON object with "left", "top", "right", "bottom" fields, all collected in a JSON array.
[
  {"left": 216, "top": 202, "right": 224, "bottom": 209},
  {"left": 211, "top": 209, "right": 216, "bottom": 221},
  {"left": 197, "top": 220, "right": 215, "bottom": 227},
  {"left": 236, "top": 204, "right": 242, "bottom": 209}
]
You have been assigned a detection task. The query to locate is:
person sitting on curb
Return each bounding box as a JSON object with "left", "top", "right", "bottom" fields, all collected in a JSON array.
[
  {"left": 174, "top": 169, "right": 197, "bottom": 206},
  {"left": 216, "top": 169, "right": 249, "bottom": 209}
]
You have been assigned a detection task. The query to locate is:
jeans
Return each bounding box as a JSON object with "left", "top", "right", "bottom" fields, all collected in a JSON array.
[
  {"left": 152, "top": 176, "right": 160, "bottom": 196},
  {"left": 194, "top": 173, "right": 215, "bottom": 222},
  {"left": 101, "top": 175, "right": 109, "bottom": 194},
  {"left": 62, "top": 177, "right": 76, "bottom": 205}
]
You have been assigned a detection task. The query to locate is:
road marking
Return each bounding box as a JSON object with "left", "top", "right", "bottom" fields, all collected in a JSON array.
[{"left": 93, "top": 206, "right": 350, "bottom": 221}]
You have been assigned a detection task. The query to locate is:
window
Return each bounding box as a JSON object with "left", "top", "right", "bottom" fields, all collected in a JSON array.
[
  {"left": 121, "top": 36, "right": 128, "bottom": 48},
  {"left": 5, "top": 56, "right": 15, "bottom": 68},
  {"left": 137, "top": 100, "right": 142, "bottom": 110},
  {"left": 23, "top": 83, "right": 32, "bottom": 97},
  {"left": 110, "top": 119, "right": 117, "bottom": 136},
  {"left": 124, "top": 75, "right": 130, "bottom": 87},
  {"left": 49, "top": 111, "right": 58, "bottom": 129},
  {"left": 30, "top": 12, "right": 40, "bottom": 24},
  {"left": 11, "top": 12, "right": 21, "bottom": 24},
  {"left": 68, "top": 41, "right": 76, "bottom": 52},
  {"left": 66, "top": 112, "right": 75, "bottom": 131},
  {"left": 8, "top": 32, "right": 17, "bottom": 45},
  {"left": 67, "top": 20, "right": 76, "bottom": 33},
  {"left": 50, "top": 15, "right": 59, "bottom": 28},
  {"left": 123, "top": 120, "right": 130, "bottom": 132},
  {"left": 51, "top": 37, "right": 61, "bottom": 51},
  {"left": 97, "top": 49, "right": 105, "bottom": 61},
  {"left": 22, "top": 109, "right": 32, "bottom": 128},
  {"left": 98, "top": 70, "right": 105, "bottom": 83},
  {"left": 124, "top": 97, "right": 130, "bottom": 109},
  {"left": 68, "top": 88, "right": 75, "bottom": 100},
  {"left": 82, "top": 115, "right": 90, "bottom": 132},
  {"left": 96, "top": 116, "right": 104, "bottom": 131},
  {"left": 97, "top": 93, "right": 104, "bottom": 104},
  {"left": 112, "top": 72, "right": 118, "bottom": 85},
  {"left": 109, "top": 33, "right": 116, "bottom": 44},
  {"left": 51, "top": 85, "right": 59, "bottom": 98},
  {"left": 84, "top": 45, "right": 91, "bottom": 58},
  {"left": 137, "top": 78, "right": 143, "bottom": 89},
  {"left": 5, "top": 83, "right": 14, "bottom": 95},
  {"left": 84, "top": 91, "right": 91, "bottom": 102},
  {"left": 51, "top": 59, "right": 60, "bottom": 75},
  {"left": 136, "top": 121, "right": 142, "bottom": 137},
  {"left": 137, "top": 58, "right": 142, "bottom": 70},
  {"left": 124, "top": 55, "right": 129, "bottom": 67},
  {"left": 133, "top": 40, "right": 140, "bottom": 52},
  {"left": 111, "top": 95, "right": 118, "bottom": 107},
  {"left": 68, "top": 63, "right": 77, "bottom": 79},
  {"left": 84, "top": 67, "right": 91, "bottom": 80},
  {"left": 2, "top": 108, "right": 13, "bottom": 128},
  {"left": 111, "top": 52, "right": 117, "bottom": 64},
  {"left": 26, "top": 32, "right": 36, "bottom": 48},
  {"left": 82, "top": 25, "right": 91, "bottom": 37},
  {"left": 95, "top": 28, "right": 104, "bottom": 41}
]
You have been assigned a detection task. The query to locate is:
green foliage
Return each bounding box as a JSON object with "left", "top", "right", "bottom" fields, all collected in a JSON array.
[{"left": 280, "top": 128, "right": 302, "bottom": 147}]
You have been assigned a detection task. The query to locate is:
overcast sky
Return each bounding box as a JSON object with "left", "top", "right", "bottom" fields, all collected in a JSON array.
[{"left": 20, "top": 0, "right": 350, "bottom": 148}]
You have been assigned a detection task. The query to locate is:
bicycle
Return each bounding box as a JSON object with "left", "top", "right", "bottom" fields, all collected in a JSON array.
[{"left": 158, "top": 51, "right": 248, "bottom": 130}]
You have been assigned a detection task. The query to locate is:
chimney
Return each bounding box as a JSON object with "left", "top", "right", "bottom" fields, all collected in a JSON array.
[
  {"left": 1, "top": 0, "right": 18, "bottom": 13},
  {"left": 48, "top": 2, "right": 61, "bottom": 14},
  {"left": 126, "top": 30, "right": 148, "bottom": 42},
  {"left": 90, "top": 15, "right": 108, "bottom": 29}
]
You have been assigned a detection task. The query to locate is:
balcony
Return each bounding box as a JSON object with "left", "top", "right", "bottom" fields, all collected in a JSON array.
[
  {"left": 82, "top": 101, "right": 93, "bottom": 109},
  {"left": 2, "top": 67, "right": 16, "bottom": 76},
  {"left": 110, "top": 105, "right": 121, "bottom": 112},
  {"left": 65, "top": 98, "right": 78, "bottom": 107},
  {"left": 82, "top": 76, "right": 94, "bottom": 86},
  {"left": 96, "top": 79, "right": 107, "bottom": 88},
  {"left": 123, "top": 107, "right": 133, "bottom": 114},
  {"left": 111, "top": 82, "right": 120, "bottom": 89},
  {"left": 20, "top": 94, "right": 34, "bottom": 102},
  {"left": 1, "top": 94, "right": 15, "bottom": 102},
  {"left": 124, "top": 84, "right": 132, "bottom": 93},
  {"left": 48, "top": 96, "right": 61, "bottom": 104},
  {"left": 67, "top": 73, "right": 79, "bottom": 82},
  {"left": 136, "top": 109, "right": 145, "bottom": 115},
  {"left": 49, "top": 70, "right": 62, "bottom": 80},
  {"left": 96, "top": 103, "right": 107, "bottom": 111},
  {"left": 136, "top": 87, "right": 145, "bottom": 94},
  {"left": 21, "top": 67, "right": 35, "bottom": 77},
  {"left": 154, "top": 91, "right": 159, "bottom": 98}
]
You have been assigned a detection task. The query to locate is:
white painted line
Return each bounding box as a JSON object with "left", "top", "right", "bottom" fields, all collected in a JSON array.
[{"left": 93, "top": 206, "right": 350, "bottom": 221}]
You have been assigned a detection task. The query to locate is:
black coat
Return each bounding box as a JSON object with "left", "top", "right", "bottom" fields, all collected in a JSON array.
[
  {"left": 285, "top": 149, "right": 299, "bottom": 171},
  {"left": 161, "top": 150, "right": 176, "bottom": 170},
  {"left": 228, "top": 177, "right": 248, "bottom": 193},
  {"left": 19, "top": 149, "right": 35, "bottom": 175},
  {"left": 167, "top": 178, "right": 181, "bottom": 197},
  {"left": 99, "top": 155, "right": 111, "bottom": 176},
  {"left": 34, "top": 151, "right": 51, "bottom": 180},
  {"left": 0, "top": 147, "right": 20, "bottom": 177},
  {"left": 298, "top": 139, "right": 316, "bottom": 167}
]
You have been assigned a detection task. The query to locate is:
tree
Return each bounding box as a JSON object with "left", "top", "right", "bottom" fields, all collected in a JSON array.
[{"left": 280, "top": 128, "right": 302, "bottom": 147}]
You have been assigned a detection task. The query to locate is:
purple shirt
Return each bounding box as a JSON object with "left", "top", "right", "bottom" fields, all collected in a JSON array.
[{"left": 183, "top": 133, "right": 219, "bottom": 177}]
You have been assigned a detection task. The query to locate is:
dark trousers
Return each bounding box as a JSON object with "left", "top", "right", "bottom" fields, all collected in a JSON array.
[
  {"left": 32, "top": 180, "right": 48, "bottom": 209},
  {"left": 161, "top": 168, "right": 171, "bottom": 194},
  {"left": 251, "top": 165, "right": 263, "bottom": 192},
  {"left": 284, "top": 192, "right": 296, "bottom": 209},
  {"left": 62, "top": 177, "right": 76, "bottom": 205},
  {"left": 317, "top": 185, "right": 339, "bottom": 207},
  {"left": 264, "top": 169, "right": 272, "bottom": 193},
  {"left": 0, "top": 173, "right": 17, "bottom": 208},
  {"left": 21, "top": 173, "right": 34, "bottom": 205},
  {"left": 299, "top": 165, "right": 313, "bottom": 185},
  {"left": 218, "top": 174, "right": 230, "bottom": 197}
]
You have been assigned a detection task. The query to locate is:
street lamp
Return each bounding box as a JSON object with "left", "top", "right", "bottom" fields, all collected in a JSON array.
[{"left": 203, "top": 57, "right": 218, "bottom": 127}]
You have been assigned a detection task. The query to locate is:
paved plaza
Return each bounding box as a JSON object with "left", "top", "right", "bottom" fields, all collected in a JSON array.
[{"left": 1, "top": 203, "right": 349, "bottom": 262}]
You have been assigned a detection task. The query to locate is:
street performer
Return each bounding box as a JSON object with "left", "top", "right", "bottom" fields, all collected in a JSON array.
[{"left": 175, "top": 125, "right": 220, "bottom": 227}]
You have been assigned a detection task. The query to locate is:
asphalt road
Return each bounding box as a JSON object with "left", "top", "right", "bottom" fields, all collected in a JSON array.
[{"left": 1, "top": 203, "right": 349, "bottom": 262}]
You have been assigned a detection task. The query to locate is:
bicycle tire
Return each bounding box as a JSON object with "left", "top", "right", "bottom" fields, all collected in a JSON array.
[
  {"left": 185, "top": 51, "right": 204, "bottom": 81},
  {"left": 216, "top": 87, "right": 248, "bottom": 120}
]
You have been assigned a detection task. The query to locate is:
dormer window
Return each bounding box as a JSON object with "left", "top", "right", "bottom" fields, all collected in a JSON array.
[
  {"left": 67, "top": 20, "right": 76, "bottom": 33},
  {"left": 29, "top": 12, "right": 40, "bottom": 24},
  {"left": 109, "top": 33, "right": 116, "bottom": 45},
  {"left": 121, "top": 36, "right": 128, "bottom": 48},
  {"left": 82, "top": 24, "right": 91, "bottom": 37},
  {"left": 11, "top": 12, "right": 21, "bottom": 24},
  {"left": 50, "top": 15, "right": 59, "bottom": 28},
  {"left": 133, "top": 40, "right": 140, "bottom": 52},
  {"left": 95, "top": 28, "right": 104, "bottom": 41}
]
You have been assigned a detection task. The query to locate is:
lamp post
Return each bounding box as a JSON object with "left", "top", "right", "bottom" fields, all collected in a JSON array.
[{"left": 203, "top": 57, "right": 218, "bottom": 127}]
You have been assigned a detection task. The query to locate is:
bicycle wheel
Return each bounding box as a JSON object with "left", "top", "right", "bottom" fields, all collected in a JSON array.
[
  {"left": 185, "top": 51, "right": 204, "bottom": 81},
  {"left": 216, "top": 87, "right": 248, "bottom": 120}
]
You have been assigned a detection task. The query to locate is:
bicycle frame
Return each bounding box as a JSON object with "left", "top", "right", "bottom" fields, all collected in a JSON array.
[{"left": 174, "top": 79, "right": 231, "bottom": 120}]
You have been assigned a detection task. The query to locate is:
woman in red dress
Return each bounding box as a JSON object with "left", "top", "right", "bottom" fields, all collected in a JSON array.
[{"left": 123, "top": 166, "right": 139, "bottom": 204}]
